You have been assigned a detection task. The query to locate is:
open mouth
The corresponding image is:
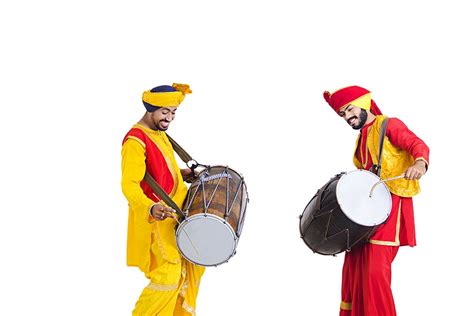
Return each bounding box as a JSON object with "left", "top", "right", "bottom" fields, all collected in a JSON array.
[
  {"left": 347, "top": 117, "right": 357, "bottom": 125},
  {"left": 160, "top": 121, "right": 170, "bottom": 129}
]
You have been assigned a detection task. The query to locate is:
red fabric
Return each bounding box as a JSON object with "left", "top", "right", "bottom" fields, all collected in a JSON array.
[
  {"left": 376, "top": 195, "right": 416, "bottom": 246},
  {"left": 323, "top": 86, "right": 383, "bottom": 115},
  {"left": 384, "top": 118, "right": 430, "bottom": 164},
  {"left": 340, "top": 244, "right": 399, "bottom": 316},
  {"left": 370, "top": 100, "right": 382, "bottom": 116},
  {"left": 122, "top": 128, "right": 175, "bottom": 202},
  {"left": 356, "top": 119, "right": 376, "bottom": 169}
]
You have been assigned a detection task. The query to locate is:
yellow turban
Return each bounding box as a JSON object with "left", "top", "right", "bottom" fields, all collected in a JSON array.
[{"left": 142, "top": 83, "right": 192, "bottom": 111}]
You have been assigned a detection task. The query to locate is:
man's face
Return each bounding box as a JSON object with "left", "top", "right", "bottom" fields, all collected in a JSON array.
[
  {"left": 151, "top": 106, "right": 177, "bottom": 131},
  {"left": 338, "top": 105, "right": 368, "bottom": 130}
]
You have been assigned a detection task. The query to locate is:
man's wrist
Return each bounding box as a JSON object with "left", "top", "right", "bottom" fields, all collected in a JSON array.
[
  {"left": 149, "top": 203, "right": 159, "bottom": 217},
  {"left": 415, "top": 158, "right": 428, "bottom": 171}
]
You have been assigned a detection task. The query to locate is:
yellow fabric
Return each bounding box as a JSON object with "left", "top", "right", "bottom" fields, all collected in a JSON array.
[
  {"left": 142, "top": 83, "right": 192, "bottom": 108},
  {"left": 340, "top": 301, "right": 352, "bottom": 310},
  {"left": 133, "top": 242, "right": 205, "bottom": 315},
  {"left": 343, "top": 92, "right": 371, "bottom": 111},
  {"left": 122, "top": 124, "right": 189, "bottom": 270},
  {"left": 122, "top": 124, "right": 204, "bottom": 314},
  {"left": 353, "top": 115, "right": 421, "bottom": 197},
  {"left": 142, "top": 90, "right": 185, "bottom": 107},
  {"left": 172, "top": 83, "right": 192, "bottom": 95},
  {"left": 122, "top": 137, "right": 155, "bottom": 271}
]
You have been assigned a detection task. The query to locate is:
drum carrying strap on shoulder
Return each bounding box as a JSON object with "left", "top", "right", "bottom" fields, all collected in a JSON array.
[
  {"left": 373, "top": 117, "right": 390, "bottom": 177},
  {"left": 166, "top": 134, "right": 196, "bottom": 169},
  {"left": 166, "top": 133, "right": 210, "bottom": 172}
]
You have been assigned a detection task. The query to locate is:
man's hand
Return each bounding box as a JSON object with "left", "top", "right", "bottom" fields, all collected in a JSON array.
[
  {"left": 181, "top": 168, "right": 196, "bottom": 183},
  {"left": 404, "top": 160, "right": 427, "bottom": 180},
  {"left": 151, "top": 203, "right": 176, "bottom": 221}
]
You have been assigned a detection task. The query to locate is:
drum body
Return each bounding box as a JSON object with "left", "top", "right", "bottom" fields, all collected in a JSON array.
[
  {"left": 176, "top": 166, "right": 248, "bottom": 266},
  {"left": 299, "top": 170, "right": 392, "bottom": 255}
]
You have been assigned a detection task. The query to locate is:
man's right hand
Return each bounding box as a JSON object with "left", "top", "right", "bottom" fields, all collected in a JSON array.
[
  {"left": 404, "top": 160, "right": 427, "bottom": 180},
  {"left": 151, "top": 203, "right": 176, "bottom": 221}
]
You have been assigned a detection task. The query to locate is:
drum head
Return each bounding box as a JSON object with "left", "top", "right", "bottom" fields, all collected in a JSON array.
[
  {"left": 336, "top": 170, "right": 392, "bottom": 226},
  {"left": 176, "top": 214, "right": 237, "bottom": 266}
]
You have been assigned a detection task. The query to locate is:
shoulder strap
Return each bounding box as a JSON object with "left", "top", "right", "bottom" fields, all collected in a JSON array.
[
  {"left": 166, "top": 133, "right": 192, "bottom": 164},
  {"left": 374, "top": 117, "right": 390, "bottom": 177}
]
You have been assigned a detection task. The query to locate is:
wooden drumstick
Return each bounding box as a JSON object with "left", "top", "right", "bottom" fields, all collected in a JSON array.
[{"left": 369, "top": 174, "right": 406, "bottom": 198}]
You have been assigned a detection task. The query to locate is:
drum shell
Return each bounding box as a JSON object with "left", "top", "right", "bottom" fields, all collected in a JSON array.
[
  {"left": 184, "top": 166, "right": 247, "bottom": 236},
  {"left": 299, "top": 174, "right": 379, "bottom": 255},
  {"left": 176, "top": 166, "right": 248, "bottom": 266}
]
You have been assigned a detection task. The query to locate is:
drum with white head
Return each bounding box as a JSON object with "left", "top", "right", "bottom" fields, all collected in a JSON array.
[
  {"left": 299, "top": 170, "right": 392, "bottom": 255},
  {"left": 176, "top": 166, "right": 248, "bottom": 266}
]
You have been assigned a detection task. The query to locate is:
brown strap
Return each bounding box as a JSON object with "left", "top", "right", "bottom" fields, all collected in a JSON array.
[
  {"left": 166, "top": 133, "right": 194, "bottom": 165},
  {"left": 144, "top": 172, "right": 185, "bottom": 218},
  {"left": 375, "top": 117, "right": 390, "bottom": 177}
]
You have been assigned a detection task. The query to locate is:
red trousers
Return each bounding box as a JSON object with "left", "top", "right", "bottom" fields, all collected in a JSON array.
[{"left": 340, "top": 243, "right": 399, "bottom": 316}]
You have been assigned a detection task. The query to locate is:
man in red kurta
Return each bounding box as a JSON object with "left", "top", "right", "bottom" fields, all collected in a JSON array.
[{"left": 323, "top": 86, "right": 429, "bottom": 315}]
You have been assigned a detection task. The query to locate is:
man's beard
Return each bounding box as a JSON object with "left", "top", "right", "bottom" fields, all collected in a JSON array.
[{"left": 350, "top": 109, "right": 368, "bottom": 130}]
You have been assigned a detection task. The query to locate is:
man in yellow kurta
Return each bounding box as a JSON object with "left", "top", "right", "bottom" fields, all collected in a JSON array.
[{"left": 121, "top": 83, "right": 205, "bottom": 315}]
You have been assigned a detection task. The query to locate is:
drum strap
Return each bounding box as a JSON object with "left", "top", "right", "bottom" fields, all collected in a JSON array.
[
  {"left": 166, "top": 134, "right": 194, "bottom": 165},
  {"left": 374, "top": 117, "right": 390, "bottom": 177},
  {"left": 144, "top": 172, "right": 186, "bottom": 218}
]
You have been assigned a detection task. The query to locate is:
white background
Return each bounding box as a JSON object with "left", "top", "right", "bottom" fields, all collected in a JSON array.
[{"left": 1, "top": 1, "right": 472, "bottom": 315}]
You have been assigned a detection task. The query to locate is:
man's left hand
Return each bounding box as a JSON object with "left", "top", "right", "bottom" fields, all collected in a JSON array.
[
  {"left": 404, "top": 160, "right": 427, "bottom": 180},
  {"left": 181, "top": 168, "right": 196, "bottom": 183}
]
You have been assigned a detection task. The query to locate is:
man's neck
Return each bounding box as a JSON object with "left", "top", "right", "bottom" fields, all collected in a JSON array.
[
  {"left": 138, "top": 113, "right": 156, "bottom": 131},
  {"left": 364, "top": 112, "right": 377, "bottom": 127}
]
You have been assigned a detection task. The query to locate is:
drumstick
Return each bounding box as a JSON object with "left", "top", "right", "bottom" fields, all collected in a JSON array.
[
  {"left": 172, "top": 217, "right": 200, "bottom": 256},
  {"left": 369, "top": 174, "right": 406, "bottom": 198}
]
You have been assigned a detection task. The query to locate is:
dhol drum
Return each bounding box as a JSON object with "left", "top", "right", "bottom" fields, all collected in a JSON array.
[
  {"left": 176, "top": 166, "right": 248, "bottom": 266},
  {"left": 299, "top": 170, "right": 392, "bottom": 255}
]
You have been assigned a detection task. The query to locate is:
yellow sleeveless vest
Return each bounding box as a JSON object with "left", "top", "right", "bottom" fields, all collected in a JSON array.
[{"left": 353, "top": 115, "right": 420, "bottom": 197}]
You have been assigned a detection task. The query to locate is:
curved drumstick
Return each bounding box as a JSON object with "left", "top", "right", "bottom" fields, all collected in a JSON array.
[{"left": 369, "top": 174, "right": 405, "bottom": 198}]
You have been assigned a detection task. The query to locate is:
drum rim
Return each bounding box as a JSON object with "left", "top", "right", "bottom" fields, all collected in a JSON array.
[
  {"left": 189, "top": 165, "right": 246, "bottom": 192},
  {"left": 336, "top": 169, "right": 392, "bottom": 227},
  {"left": 176, "top": 213, "right": 238, "bottom": 267},
  {"left": 195, "top": 165, "right": 244, "bottom": 178}
]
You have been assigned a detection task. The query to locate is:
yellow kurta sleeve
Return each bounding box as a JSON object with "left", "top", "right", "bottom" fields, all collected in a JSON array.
[{"left": 121, "top": 138, "right": 155, "bottom": 221}]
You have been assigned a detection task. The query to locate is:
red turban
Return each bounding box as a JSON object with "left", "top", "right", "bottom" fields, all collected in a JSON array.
[{"left": 323, "top": 86, "right": 382, "bottom": 116}]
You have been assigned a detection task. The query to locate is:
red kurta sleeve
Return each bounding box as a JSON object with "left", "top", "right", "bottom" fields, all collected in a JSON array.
[{"left": 385, "top": 118, "right": 430, "bottom": 166}]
